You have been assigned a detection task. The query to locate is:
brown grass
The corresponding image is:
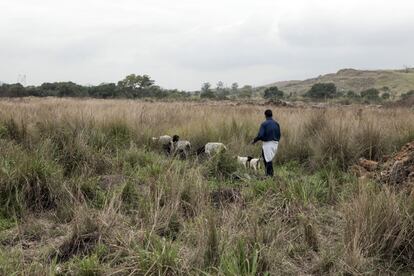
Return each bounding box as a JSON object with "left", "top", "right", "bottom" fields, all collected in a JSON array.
[{"left": 0, "top": 97, "right": 413, "bottom": 275}]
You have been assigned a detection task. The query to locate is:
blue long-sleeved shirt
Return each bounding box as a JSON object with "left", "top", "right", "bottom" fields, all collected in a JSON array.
[{"left": 253, "top": 117, "right": 281, "bottom": 143}]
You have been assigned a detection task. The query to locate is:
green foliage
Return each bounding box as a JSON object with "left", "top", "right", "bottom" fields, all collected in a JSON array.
[
  {"left": 88, "top": 83, "right": 117, "bottom": 98},
  {"left": 205, "top": 150, "right": 238, "bottom": 180},
  {"left": 205, "top": 215, "right": 220, "bottom": 268},
  {"left": 68, "top": 254, "right": 102, "bottom": 276},
  {"left": 2, "top": 118, "right": 27, "bottom": 143},
  {"left": 121, "top": 181, "right": 141, "bottom": 212},
  {"left": 80, "top": 178, "right": 107, "bottom": 209},
  {"left": 401, "top": 90, "right": 414, "bottom": 99},
  {"left": 263, "top": 86, "right": 284, "bottom": 99},
  {"left": 0, "top": 213, "right": 15, "bottom": 231},
  {"left": 239, "top": 85, "right": 254, "bottom": 99},
  {"left": 346, "top": 90, "right": 359, "bottom": 98},
  {"left": 133, "top": 234, "right": 182, "bottom": 275},
  {"left": 0, "top": 83, "right": 28, "bottom": 97},
  {"left": 201, "top": 82, "right": 216, "bottom": 99},
  {"left": 220, "top": 240, "right": 265, "bottom": 275},
  {"left": 0, "top": 141, "right": 64, "bottom": 217},
  {"left": 102, "top": 120, "right": 133, "bottom": 149},
  {"left": 0, "top": 74, "right": 190, "bottom": 99},
  {"left": 361, "top": 88, "right": 380, "bottom": 101},
  {"left": 305, "top": 83, "right": 337, "bottom": 99},
  {"left": 0, "top": 250, "right": 23, "bottom": 275},
  {"left": 381, "top": 92, "right": 390, "bottom": 100},
  {"left": 117, "top": 74, "right": 154, "bottom": 90}
]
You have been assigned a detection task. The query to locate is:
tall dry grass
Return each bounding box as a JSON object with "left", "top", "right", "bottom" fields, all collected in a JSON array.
[
  {"left": 0, "top": 97, "right": 413, "bottom": 275},
  {"left": 0, "top": 97, "right": 413, "bottom": 165}
]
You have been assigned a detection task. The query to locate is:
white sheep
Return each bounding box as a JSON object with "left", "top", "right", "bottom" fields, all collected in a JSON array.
[
  {"left": 249, "top": 158, "right": 261, "bottom": 171},
  {"left": 236, "top": 156, "right": 261, "bottom": 171},
  {"left": 152, "top": 135, "right": 173, "bottom": 154},
  {"left": 202, "top": 142, "right": 227, "bottom": 156},
  {"left": 172, "top": 135, "right": 191, "bottom": 159},
  {"left": 174, "top": 140, "right": 191, "bottom": 159},
  {"left": 237, "top": 156, "right": 252, "bottom": 168}
]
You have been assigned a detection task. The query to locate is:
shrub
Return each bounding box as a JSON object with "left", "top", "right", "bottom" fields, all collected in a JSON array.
[
  {"left": 361, "top": 88, "right": 380, "bottom": 101},
  {"left": 263, "top": 86, "right": 284, "bottom": 99},
  {"left": 305, "top": 83, "right": 337, "bottom": 99}
]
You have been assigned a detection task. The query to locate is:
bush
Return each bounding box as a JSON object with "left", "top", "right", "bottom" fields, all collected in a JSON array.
[
  {"left": 263, "top": 86, "right": 284, "bottom": 99},
  {"left": 305, "top": 83, "right": 337, "bottom": 99},
  {"left": 401, "top": 90, "right": 414, "bottom": 99},
  {"left": 361, "top": 88, "right": 380, "bottom": 101}
]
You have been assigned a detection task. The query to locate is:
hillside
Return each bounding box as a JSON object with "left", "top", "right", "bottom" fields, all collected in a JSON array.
[{"left": 267, "top": 68, "right": 414, "bottom": 96}]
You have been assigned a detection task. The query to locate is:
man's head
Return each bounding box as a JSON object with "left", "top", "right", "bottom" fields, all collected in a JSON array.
[{"left": 264, "top": 109, "right": 272, "bottom": 118}]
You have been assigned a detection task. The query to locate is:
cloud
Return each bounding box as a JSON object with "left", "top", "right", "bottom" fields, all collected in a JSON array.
[{"left": 1, "top": 0, "right": 414, "bottom": 90}]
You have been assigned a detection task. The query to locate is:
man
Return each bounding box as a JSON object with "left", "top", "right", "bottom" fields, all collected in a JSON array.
[{"left": 252, "top": 109, "right": 281, "bottom": 177}]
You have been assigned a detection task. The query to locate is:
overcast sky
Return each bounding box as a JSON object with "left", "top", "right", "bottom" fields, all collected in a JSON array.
[{"left": 1, "top": 0, "right": 414, "bottom": 90}]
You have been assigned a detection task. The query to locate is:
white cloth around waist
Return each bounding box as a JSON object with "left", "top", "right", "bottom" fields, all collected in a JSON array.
[{"left": 262, "top": 141, "right": 279, "bottom": 163}]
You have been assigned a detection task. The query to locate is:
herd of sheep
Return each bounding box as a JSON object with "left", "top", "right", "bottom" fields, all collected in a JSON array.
[{"left": 151, "top": 135, "right": 261, "bottom": 171}]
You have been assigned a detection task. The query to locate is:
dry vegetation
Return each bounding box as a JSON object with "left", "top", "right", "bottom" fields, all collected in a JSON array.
[{"left": 0, "top": 97, "right": 414, "bottom": 275}]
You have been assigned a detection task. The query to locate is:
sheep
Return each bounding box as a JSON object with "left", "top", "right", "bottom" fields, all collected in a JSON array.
[
  {"left": 151, "top": 135, "right": 173, "bottom": 154},
  {"left": 249, "top": 158, "right": 261, "bottom": 171},
  {"left": 172, "top": 135, "right": 191, "bottom": 159},
  {"left": 237, "top": 156, "right": 253, "bottom": 168},
  {"left": 236, "top": 156, "right": 261, "bottom": 171},
  {"left": 197, "top": 142, "right": 227, "bottom": 157}
]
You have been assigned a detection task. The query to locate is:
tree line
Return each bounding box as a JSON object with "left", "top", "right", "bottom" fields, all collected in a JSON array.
[
  {"left": 1, "top": 74, "right": 412, "bottom": 103},
  {"left": 0, "top": 74, "right": 190, "bottom": 99}
]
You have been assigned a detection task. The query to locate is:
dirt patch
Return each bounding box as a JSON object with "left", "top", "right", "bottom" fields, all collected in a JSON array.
[
  {"left": 379, "top": 141, "right": 414, "bottom": 186},
  {"left": 350, "top": 141, "right": 414, "bottom": 187}
]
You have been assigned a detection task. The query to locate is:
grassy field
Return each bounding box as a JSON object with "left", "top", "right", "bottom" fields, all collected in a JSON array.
[{"left": 0, "top": 97, "right": 414, "bottom": 275}]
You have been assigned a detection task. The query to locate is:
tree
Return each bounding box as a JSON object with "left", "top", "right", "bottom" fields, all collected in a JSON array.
[
  {"left": 216, "top": 81, "right": 229, "bottom": 99},
  {"left": 305, "top": 83, "right": 337, "bottom": 99},
  {"left": 239, "top": 85, "right": 253, "bottom": 98},
  {"left": 346, "top": 90, "right": 359, "bottom": 98},
  {"left": 361, "top": 88, "right": 380, "bottom": 101},
  {"left": 200, "top": 82, "right": 215, "bottom": 99},
  {"left": 263, "top": 86, "right": 284, "bottom": 99},
  {"left": 117, "top": 74, "right": 154, "bottom": 90},
  {"left": 89, "top": 83, "right": 117, "bottom": 98},
  {"left": 231, "top": 82, "right": 239, "bottom": 94}
]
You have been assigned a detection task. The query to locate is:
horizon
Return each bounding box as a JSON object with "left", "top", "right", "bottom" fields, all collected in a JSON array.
[{"left": 2, "top": 66, "right": 414, "bottom": 91}]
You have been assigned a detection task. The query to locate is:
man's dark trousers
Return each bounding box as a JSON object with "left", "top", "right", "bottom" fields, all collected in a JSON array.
[{"left": 262, "top": 150, "right": 274, "bottom": 177}]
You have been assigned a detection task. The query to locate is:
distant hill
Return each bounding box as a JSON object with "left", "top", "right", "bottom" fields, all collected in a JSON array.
[{"left": 266, "top": 68, "right": 414, "bottom": 96}]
